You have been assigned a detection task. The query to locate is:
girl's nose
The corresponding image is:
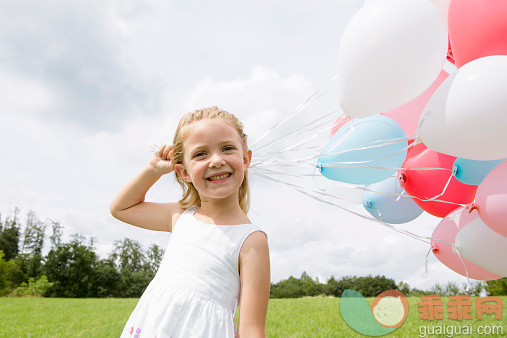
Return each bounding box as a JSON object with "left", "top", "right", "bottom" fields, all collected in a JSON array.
[{"left": 209, "top": 153, "right": 225, "bottom": 167}]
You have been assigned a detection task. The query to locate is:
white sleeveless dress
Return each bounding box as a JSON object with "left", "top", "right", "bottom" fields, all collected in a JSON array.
[{"left": 120, "top": 206, "right": 268, "bottom": 338}]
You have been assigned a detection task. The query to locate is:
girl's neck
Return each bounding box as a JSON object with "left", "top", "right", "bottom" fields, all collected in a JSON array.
[{"left": 197, "top": 197, "right": 249, "bottom": 224}]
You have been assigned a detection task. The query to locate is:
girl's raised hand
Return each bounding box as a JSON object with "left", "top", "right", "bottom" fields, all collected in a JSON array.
[{"left": 149, "top": 144, "right": 174, "bottom": 175}]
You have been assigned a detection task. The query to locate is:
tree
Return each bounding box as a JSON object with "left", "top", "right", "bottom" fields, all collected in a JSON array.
[
  {"left": 14, "top": 211, "right": 48, "bottom": 281},
  {"left": 90, "top": 258, "right": 121, "bottom": 298},
  {"left": 0, "top": 250, "right": 9, "bottom": 295},
  {"left": 48, "top": 220, "right": 64, "bottom": 250},
  {"left": 143, "top": 243, "right": 165, "bottom": 277},
  {"left": 397, "top": 281, "right": 411, "bottom": 295},
  {"left": 431, "top": 282, "right": 461, "bottom": 297},
  {"left": 108, "top": 238, "right": 153, "bottom": 297},
  {"left": 485, "top": 278, "right": 507, "bottom": 296},
  {"left": 0, "top": 208, "right": 22, "bottom": 261},
  {"left": 20, "top": 210, "right": 46, "bottom": 256},
  {"left": 300, "top": 271, "right": 322, "bottom": 296},
  {"left": 330, "top": 275, "right": 356, "bottom": 297},
  {"left": 118, "top": 270, "right": 153, "bottom": 298},
  {"left": 355, "top": 275, "right": 398, "bottom": 297},
  {"left": 109, "top": 238, "right": 146, "bottom": 273},
  {"left": 270, "top": 276, "right": 305, "bottom": 298},
  {"left": 43, "top": 235, "right": 98, "bottom": 298},
  {"left": 462, "top": 281, "right": 484, "bottom": 297},
  {"left": 323, "top": 276, "right": 340, "bottom": 297}
]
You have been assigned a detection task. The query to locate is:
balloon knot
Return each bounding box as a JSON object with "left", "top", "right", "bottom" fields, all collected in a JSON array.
[
  {"left": 398, "top": 172, "right": 407, "bottom": 184},
  {"left": 432, "top": 243, "right": 439, "bottom": 254},
  {"left": 467, "top": 203, "right": 478, "bottom": 214},
  {"left": 447, "top": 41, "right": 455, "bottom": 65},
  {"left": 452, "top": 165, "right": 458, "bottom": 176}
]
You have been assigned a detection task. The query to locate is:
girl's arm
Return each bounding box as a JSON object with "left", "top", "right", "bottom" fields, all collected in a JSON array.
[
  {"left": 109, "top": 145, "right": 183, "bottom": 232},
  {"left": 237, "top": 231, "right": 270, "bottom": 337}
]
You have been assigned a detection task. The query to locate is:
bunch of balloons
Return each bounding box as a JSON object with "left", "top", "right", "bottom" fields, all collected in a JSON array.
[{"left": 318, "top": 0, "right": 507, "bottom": 279}]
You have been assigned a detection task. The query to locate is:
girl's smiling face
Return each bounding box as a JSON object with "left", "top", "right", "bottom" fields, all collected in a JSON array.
[{"left": 175, "top": 118, "right": 252, "bottom": 203}]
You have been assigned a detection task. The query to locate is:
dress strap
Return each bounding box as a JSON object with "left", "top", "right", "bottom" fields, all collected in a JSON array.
[
  {"left": 171, "top": 206, "right": 198, "bottom": 232},
  {"left": 182, "top": 205, "right": 198, "bottom": 215}
]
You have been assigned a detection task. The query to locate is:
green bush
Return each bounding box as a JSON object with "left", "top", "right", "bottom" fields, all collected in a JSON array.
[{"left": 11, "top": 275, "right": 54, "bottom": 297}]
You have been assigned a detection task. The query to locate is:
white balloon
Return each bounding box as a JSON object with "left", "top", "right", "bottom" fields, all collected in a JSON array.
[
  {"left": 338, "top": 0, "right": 448, "bottom": 118},
  {"left": 418, "top": 55, "right": 507, "bottom": 160},
  {"left": 454, "top": 216, "right": 507, "bottom": 277},
  {"left": 364, "top": 0, "right": 449, "bottom": 25}
]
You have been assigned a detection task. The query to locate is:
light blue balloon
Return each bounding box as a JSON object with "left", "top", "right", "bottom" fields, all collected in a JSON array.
[
  {"left": 452, "top": 158, "right": 505, "bottom": 186},
  {"left": 318, "top": 115, "right": 407, "bottom": 184},
  {"left": 362, "top": 176, "right": 424, "bottom": 224}
]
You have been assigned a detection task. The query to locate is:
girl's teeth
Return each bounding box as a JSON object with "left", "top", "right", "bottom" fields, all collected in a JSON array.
[{"left": 209, "top": 174, "right": 229, "bottom": 181}]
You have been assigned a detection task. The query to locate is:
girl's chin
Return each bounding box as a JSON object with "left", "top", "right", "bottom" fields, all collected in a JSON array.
[{"left": 200, "top": 189, "right": 238, "bottom": 201}]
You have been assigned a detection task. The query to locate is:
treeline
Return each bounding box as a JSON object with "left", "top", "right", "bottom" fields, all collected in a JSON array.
[
  {"left": 269, "top": 272, "right": 506, "bottom": 298},
  {"left": 0, "top": 208, "right": 163, "bottom": 298},
  {"left": 1, "top": 208, "right": 506, "bottom": 298}
]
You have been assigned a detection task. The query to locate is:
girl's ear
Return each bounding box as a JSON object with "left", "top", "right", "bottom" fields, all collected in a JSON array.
[
  {"left": 243, "top": 149, "right": 253, "bottom": 169},
  {"left": 174, "top": 163, "right": 192, "bottom": 183}
]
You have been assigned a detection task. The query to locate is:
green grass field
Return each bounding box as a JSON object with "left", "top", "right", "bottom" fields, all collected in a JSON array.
[{"left": 0, "top": 296, "right": 505, "bottom": 337}]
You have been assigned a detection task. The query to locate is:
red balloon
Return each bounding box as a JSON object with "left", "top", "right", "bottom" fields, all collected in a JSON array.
[
  {"left": 398, "top": 143, "right": 478, "bottom": 217},
  {"left": 431, "top": 208, "right": 501, "bottom": 280},
  {"left": 448, "top": 0, "right": 507, "bottom": 67}
]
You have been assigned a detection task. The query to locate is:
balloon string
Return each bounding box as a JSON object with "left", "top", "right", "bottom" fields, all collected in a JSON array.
[
  {"left": 254, "top": 110, "right": 340, "bottom": 154},
  {"left": 251, "top": 171, "right": 432, "bottom": 244},
  {"left": 255, "top": 131, "right": 420, "bottom": 168},
  {"left": 425, "top": 246, "right": 432, "bottom": 273},
  {"left": 312, "top": 165, "right": 326, "bottom": 192},
  {"left": 252, "top": 170, "right": 473, "bottom": 282},
  {"left": 254, "top": 158, "right": 455, "bottom": 175},
  {"left": 373, "top": 205, "right": 383, "bottom": 222},
  {"left": 318, "top": 140, "right": 413, "bottom": 166},
  {"left": 319, "top": 136, "right": 411, "bottom": 158},
  {"left": 414, "top": 109, "right": 436, "bottom": 143},
  {"left": 253, "top": 145, "right": 324, "bottom": 162},
  {"left": 250, "top": 166, "right": 466, "bottom": 207},
  {"left": 452, "top": 243, "right": 471, "bottom": 290},
  {"left": 252, "top": 172, "right": 468, "bottom": 245},
  {"left": 425, "top": 170, "right": 454, "bottom": 201},
  {"left": 251, "top": 74, "right": 338, "bottom": 147},
  {"left": 443, "top": 205, "right": 466, "bottom": 224},
  {"left": 254, "top": 132, "right": 409, "bottom": 165},
  {"left": 395, "top": 189, "right": 405, "bottom": 203},
  {"left": 254, "top": 136, "right": 412, "bottom": 166}
]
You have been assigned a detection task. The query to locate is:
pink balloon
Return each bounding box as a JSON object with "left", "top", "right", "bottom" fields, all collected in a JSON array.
[
  {"left": 382, "top": 70, "right": 448, "bottom": 137},
  {"left": 448, "top": 0, "right": 507, "bottom": 67},
  {"left": 474, "top": 161, "right": 507, "bottom": 237},
  {"left": 399, "top": 143, "right": 478, "bottom": 218},
  {"left": 329, "top": 115, "right": 352, "bottom": 138},
  {"left": 431, "top": 208, "right": 501, "bottom": 280},
  {"left": 430, "top": 0, "right": 450, "bottom": 24}
]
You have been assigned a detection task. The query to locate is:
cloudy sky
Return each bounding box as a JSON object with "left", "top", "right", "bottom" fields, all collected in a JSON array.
[{"left": 0, "top": 0, "right": 468, "bottom": 290}]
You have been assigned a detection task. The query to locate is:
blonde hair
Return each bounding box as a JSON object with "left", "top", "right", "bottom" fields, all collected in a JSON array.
[{"left": 170, "top": 106, "right": 251, "bottom": 214}]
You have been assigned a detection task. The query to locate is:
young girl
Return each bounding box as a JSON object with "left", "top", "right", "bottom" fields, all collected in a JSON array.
[{"left": 110, "top": 106, "right": 270, "bottom": 337}]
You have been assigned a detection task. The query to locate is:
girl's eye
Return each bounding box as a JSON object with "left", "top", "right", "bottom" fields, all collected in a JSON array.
[
  {"left": 223, "top": 146, "right": 235, "bottom": 151},
  {"left": 194, "top": 151, "right": 206, "bottom": 157}
]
